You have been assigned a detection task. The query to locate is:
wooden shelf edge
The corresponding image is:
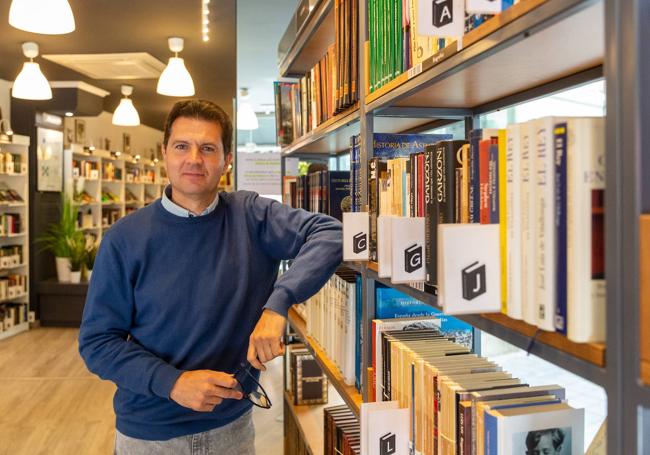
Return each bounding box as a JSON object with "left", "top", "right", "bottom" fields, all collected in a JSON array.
[
  {"left": 287, "top": 307, "right": 362, "bottom": 416},
  {"left": 281, "top": 104, "right": 360, "bottom": 156},
  {"left": 0, "top": 321, "right": 29, "bottom": 341}
]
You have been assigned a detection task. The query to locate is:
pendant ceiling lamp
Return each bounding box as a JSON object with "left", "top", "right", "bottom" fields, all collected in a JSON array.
[
  {"left": 237, "top": 88, "right": 259, "bottom": 130},
  {"left": 112, "top": 85, "right": 140, "bottom": 126},
  {"left": 9, "top": 0, "right": 75, "bottom": 35},
  {"left": 12, "top": 42, "right": 52, "bottom": 100},
  {"left": 157, "top": 37, "right": 195, "bottom": 97}
]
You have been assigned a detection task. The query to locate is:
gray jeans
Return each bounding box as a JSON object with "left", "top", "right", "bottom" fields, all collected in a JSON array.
[{"left": 114, "top": 410, "right": 255, "bottom": 455}]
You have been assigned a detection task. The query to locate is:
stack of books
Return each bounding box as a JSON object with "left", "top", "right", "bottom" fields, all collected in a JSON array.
[
  {"left": 0, "top": 213, "right": 21, "bottom": 236},
  {"left": 324, "top": 405, "right": 360, "bottom": 455}
]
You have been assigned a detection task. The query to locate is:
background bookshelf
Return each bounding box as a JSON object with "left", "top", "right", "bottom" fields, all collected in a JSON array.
[
  {"left": 64, "top": 143, "right": 167, "bottom": 244},
  {"left": 0, "top": 136, "right": 30, "bottom": 341},
  {"left": 277, "top": 0, "right": 648, "bottom": 452}
]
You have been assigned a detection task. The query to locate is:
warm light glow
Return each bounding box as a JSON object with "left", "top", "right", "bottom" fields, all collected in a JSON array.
[
  {"left": 237, "top": 103, "right": 259, "bottom": 130},
  {"left": 112, "top": 98, "right": 140, "bottom": 126},
  {"left": 65, "top": 112, "right": 73, "bottom": 117},
  {"left": 157, "top": 57, "right": 195, "bottom": 97},
  {"left": 12, "top": 61, "right": 52, "bottom": 100},
  {"left": 9, "top": 0, "right": 75, "bottom": 34}
]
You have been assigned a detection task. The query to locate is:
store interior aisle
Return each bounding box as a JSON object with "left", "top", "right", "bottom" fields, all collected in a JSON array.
[{"left": 0, "top": 327, "right": 284, "bottom": 455}]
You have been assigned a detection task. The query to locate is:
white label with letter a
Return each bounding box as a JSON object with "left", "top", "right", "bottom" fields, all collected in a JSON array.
[{"left": 418, "top": 0, "right": 465, "bottom": 37}]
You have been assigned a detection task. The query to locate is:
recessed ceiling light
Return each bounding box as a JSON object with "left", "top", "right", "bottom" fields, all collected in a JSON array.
[{"left": 65, "top": 112, "right": 73, "bottom": 117}]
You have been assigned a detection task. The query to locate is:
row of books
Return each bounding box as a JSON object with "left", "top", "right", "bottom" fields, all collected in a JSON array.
[
  {"left": 72, "top": 160, "right": 99, "bottom": 180},
  {"left": 0, "top": 213, "right": 22, "bottom": 236},
  {"left": 274, "top": 0, "right": 359, "bottom": 146},
  {"left": 102, "top": 162, "right": 123, "bottom": 181},
  {"left": 0, "top": 303, "right": 28, "bottom": 331},
  {"left": 324, "top": 405, "right": 360, "bottom": 455},
  {"left": 0, "top": 274, "right": 27, "bottom": 301},
  {"left": 77, "top": 209, "right": 96, "bottom": 230},
  {"left": 302, "top": 267, "right": 473, "bottom": 392},
  {"left": 282, "top": 170, "right": 350, "bottom": 221},
  {"left": 367, "top": 0, "right": 516, "bottom": 93},
  {"left": 372, "top": 321, "right": 584, "bottom": 455},
  {"left": 355, "top": 117, "right": 605, "bottom": 342},
  {"left": 0, "top": 245, "right": 23, "bottom": 269},
  {"left": 0, "top": 152, "right": 26, "bottom": 175},
  {"left": 102, "top": 208, "right": 122, "bottom": 227}
]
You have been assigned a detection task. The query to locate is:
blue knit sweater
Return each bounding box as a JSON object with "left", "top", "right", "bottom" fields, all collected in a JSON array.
[{"left": 78, "top": 191, "right": 342, "bottom": 440}]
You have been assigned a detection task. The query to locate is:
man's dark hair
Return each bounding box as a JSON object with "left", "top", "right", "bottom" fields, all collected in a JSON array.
[
  {"left": 162, "top": 99, "right": 233, "bottom": 155},
  {"left": 525, "top": 428, "right": 566, "bottom": 451}
]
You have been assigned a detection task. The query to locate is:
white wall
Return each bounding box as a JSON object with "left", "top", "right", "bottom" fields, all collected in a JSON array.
[
  {"left": 63, "top": 111, "right": 163, "bottom": 159},
  {"left": 0, "top": 79, "right": 11, "bottom": 124}
]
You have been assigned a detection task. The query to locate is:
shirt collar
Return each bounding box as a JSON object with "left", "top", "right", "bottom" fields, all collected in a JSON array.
[{"left": 161, "top": 185, "right": 219, "bottom": 218}]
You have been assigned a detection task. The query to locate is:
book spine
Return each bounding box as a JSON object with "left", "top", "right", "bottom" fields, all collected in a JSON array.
[
  {"left": 554, "top": 122, "right": 569, "bottom": 334},
  {"left": 488, "top": 143, "right": 499, "bottom": 224},
  {"left": 369, "top": 157, "right": 380, "bottom": 262},
  {"left": 435, "top": 141, "right": 457, "bottom": 223},
  {"left": 521, "top": 124, "right": 537, "bottom": 326},
  {"left": 418, "top": 153, "right": 425, "bottom": 217},
  {"left": 425, "top": 147, "right": 435, "bottom": 287},
  {"left": 409, "top": 153, "right": 416, "bottom": 217},
  {"left": 498, "top": 130, "right": 507, "bottom": 314},
  {"left": 535, "top": 118, "right": 557, "bottom": 331},
  {"left": 469, "top": 131, "right": 481, "bottom": 223},
  {"left": 483, "top": 412, "right": 498, "bottom": 455},
  {"left": 479, "top": 139, "right": 491, "bottom": 224},
  {"left": 506, "top": 124, "right": 523, "bottom": 320}
]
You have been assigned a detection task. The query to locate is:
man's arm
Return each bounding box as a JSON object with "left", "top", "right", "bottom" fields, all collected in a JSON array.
[
  {"left": 78, "top": 234, "right": 241, "bottom": 410},
  {"left": 246, "top": 193, "right": 343, "bottom": 368}
]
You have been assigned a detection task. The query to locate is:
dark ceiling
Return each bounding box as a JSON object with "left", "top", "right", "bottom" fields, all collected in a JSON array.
[{"left": 0, "top": 0, "right": 236, "bottom": 129}]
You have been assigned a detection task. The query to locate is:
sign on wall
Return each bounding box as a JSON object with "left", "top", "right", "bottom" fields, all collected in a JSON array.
[
  {"left": 236, "top": 151, "right": 281, "bottom": 195},
  {"left": 36, "top": 127, "right": 63, "bottom": 192}
]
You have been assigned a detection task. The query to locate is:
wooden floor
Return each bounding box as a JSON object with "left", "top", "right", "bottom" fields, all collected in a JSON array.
[{"left": 0, "top": 327, "right": 284, "bottom": 455}]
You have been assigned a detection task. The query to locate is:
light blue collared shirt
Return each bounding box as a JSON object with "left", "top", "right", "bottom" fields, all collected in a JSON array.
[{"left": 160, "top": 185, "right": 219, "bottom": 218}]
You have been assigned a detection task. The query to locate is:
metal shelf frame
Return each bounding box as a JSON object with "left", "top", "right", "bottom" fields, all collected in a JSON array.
[{"left": 277, "top": 0, "right": 648, "bottom": 452}]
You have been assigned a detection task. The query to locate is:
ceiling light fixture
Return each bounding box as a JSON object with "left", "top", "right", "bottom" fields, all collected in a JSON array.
[
  {"left": 157, "top": 37, "right": 195, "bottom": 97},
  {"left": 9, "top": 0, "right": 75, "bottom": 34},
  {"left": 237, "top": 88, "right": 259, "bottom": 130},
  {"left": 112, "top": 85, "right": 140, "bottom": 126},
  {"left": 201, "top": 0, "right": 210, "bottom": 42},
  {"left": 12, "top": 42, "right": 52, "bottom": 100}
]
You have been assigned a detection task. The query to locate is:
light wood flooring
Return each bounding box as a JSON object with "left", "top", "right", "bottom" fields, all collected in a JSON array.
[{"left": 0, "top": 327, "right": 284, "bottom": 455}]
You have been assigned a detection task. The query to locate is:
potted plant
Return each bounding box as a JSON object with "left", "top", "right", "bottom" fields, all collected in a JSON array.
[
  {"left": 37, "top": 195, "right": 81, "bottom": 282},
  {"left": 85, "top": 244, "right": 98, "bottom": 282},
  {"left": 68, "top": 236, "right": 86, "bottom": 284}
]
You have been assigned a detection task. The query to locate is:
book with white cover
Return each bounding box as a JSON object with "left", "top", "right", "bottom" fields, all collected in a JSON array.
[
  {"left": 437, "top": 223, "right": 501, "bottom": 314},
  {"left": 566, "top": 117, "right": 606, "bottom": 343},
  {"left": 483, "top": 403, "right": 584, "bottom": 455},
  {"left": 532, "top": 117, "right": 567, "bottom": 331},
  {"left": 391, "top": 217, "right": 426, "bottom": 284},
  {"left": 378, "top": 215, "right": 394, "bottom": 277},
  {"left": 520, "top": 122, "right": 537, "bottom": 326},
  {"left": 505, "top": 123, "right": 523, "bottom": 320}
]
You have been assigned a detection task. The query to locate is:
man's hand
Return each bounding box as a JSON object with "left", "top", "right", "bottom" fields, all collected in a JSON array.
[
  {"left": 247, "top": 309, "right": 286, "bottom": 371},
  {"left": 169, "top": 370, "right": 243, "bottom": 412}
]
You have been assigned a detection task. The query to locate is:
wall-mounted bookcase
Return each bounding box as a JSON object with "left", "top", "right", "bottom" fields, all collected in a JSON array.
[
  {"left": 64, "top": 144, "right": 167, "bottom": 245},
  {"left": 0, "top": 137, "right": 31, "bottom": 341},
  {"left": 277, "top": 0, "right": 647, "bottom": 452}
]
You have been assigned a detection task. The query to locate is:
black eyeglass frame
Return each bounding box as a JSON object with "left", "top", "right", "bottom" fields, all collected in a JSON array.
[{"left": 233, "top": 362, "right": 272, "bottom": 409}]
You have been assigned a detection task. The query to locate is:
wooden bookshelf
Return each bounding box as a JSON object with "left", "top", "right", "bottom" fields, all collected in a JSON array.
[
  {"left": 355, "top": 261, "right": 607, "bottom": 385},
  {"left": 365, "top": 0, "right": 603, "bottom": 114},
  {"left": 287, "top": 306, "right": 362, "bottom": 415}
]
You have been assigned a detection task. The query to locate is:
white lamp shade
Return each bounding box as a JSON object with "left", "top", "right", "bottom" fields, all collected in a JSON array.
[
  {"left": 9, "top": 0, "right": 75, "bottom": 34},
  {"left": 12, "top": 62, "right": 52, "bottom": 100},
  {"left": 157, "top": 57, "right": 195, "bottom": 97},
  {"left": 112, "top": 98, "right": 140, "bottom": 126},
  {"left": 237, "top": 103, "right": 259, "bottom": 130}
]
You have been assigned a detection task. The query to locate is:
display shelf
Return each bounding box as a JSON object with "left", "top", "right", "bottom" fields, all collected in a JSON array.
[
  {"left": 0, "top": 172, "right": 27, "bottom": 177},
  {"left": 278, "top": 0, "right": 334, "bottom": 77},
  {"left": 287, "top": 306, "right": 362, "bottom": 416},
  {"left": 0, "top": 321, "right": 29, "bottom": 342},
  {"left": 365, "top": 0, "right": 603, "bottom": 115},
  {"left": 0, "top": 293, "right": 28, "bottom": 304},
  {"left": 0, "top": 262, "right": 27, "bottom": 271},
  {"left": 0, "top": 232, "right": 26, "bottom": 239},
  {"left": 355, "top": 263, "right": 607, "bottom": 386}
]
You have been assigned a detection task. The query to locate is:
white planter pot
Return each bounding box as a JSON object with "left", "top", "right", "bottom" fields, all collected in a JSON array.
[
  {"left": 55, "top": 257, "right": 71, "bottom": 282},
  {"left": 86, "top": 270, "right": 92, "bottom": 282},
  {"left": 70, "top": 271, "right": 82, "bottom": 284}
]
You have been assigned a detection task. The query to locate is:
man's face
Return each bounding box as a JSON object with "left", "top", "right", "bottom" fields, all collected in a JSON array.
[
  {"left": 526, "top": 433, "right": 561, "bottom": 455},
  {"left": 163, "top": 116, "right": 232, "bottom": 200}
]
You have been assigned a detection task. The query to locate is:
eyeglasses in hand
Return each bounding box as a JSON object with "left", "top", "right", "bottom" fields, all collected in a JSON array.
[{"left": 232, "top": 362, "right": 272, "bottom": 409}]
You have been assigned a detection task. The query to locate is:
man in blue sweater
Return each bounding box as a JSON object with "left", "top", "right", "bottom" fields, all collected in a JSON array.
[{"left": 78, "top": 100, "right": 342, "bottom": 454}]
